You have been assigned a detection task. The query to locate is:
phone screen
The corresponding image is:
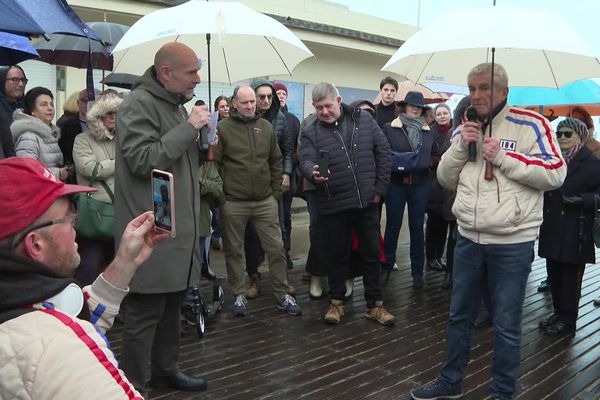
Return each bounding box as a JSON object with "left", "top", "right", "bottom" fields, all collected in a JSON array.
[{"left": 152, "top": 172, "right": 173, "bottom": 232}]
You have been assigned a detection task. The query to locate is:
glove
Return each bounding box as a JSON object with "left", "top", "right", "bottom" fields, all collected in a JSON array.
[{"left": 562, "top": 195, "right": 584, "bottom": 208}]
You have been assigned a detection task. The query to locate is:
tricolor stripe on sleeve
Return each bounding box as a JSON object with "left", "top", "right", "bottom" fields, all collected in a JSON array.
[
  {"left": 504, "top": 108, "right": 564, "bottom": 170},
  {"left": 41, "top": 309, "right": 142, "bottom": 400}
]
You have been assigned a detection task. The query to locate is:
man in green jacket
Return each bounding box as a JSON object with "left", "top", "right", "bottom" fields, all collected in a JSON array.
[
  {"left": 114, "top": 42, "right": 211, "bottom": 393},
  {"left": 214, "top": 85, "right": 301, "bottom": 317}
]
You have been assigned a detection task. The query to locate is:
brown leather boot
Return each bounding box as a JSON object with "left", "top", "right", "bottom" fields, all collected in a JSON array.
[
  {"left": 364, "top": 300, "right": 396, "bottom": 326},
  {"left": 324, "top": 299, "right": 344, "bottom": 325},
  {"left": 246, "top": 273, "right": 261, "bottom": 299}
]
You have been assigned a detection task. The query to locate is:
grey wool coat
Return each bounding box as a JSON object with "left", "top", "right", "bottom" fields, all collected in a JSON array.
[{"left": 114, "top": 67, "right": 201, "bottom": 294}]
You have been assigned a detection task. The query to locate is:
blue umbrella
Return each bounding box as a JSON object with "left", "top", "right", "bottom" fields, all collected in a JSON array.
[
  {"left": 0, "top": 32, "right": 39, "bottom": 65},
  {"left": 0, "top": 0, "right": 100, "bottom": 40},
  {"left": 509, "top": 79, "right": 600, "bottom": 106}
]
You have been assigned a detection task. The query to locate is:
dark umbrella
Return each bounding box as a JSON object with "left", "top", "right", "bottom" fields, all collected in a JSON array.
[
  {"left": 0, "top": 32, "right": 39, "bottom": 65},
  {"left": 34, "top": 22, "right": 129, "bottom": 70},
  {"left": 101, "top": 72, "right": 139, "bottom": 90},
  {"left": 1, "top": 0, "right": 100, "bottom": 40}
]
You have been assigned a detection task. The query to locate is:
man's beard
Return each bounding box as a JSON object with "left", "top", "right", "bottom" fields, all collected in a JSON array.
[{"left": 42, "top": 233, "right": 81, "bottom": 277}]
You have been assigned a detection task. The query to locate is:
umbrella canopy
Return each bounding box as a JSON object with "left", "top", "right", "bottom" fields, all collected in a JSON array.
[
  {"left": 112, "top": 1, "right": 314, "bottom": 84},
  {"left": 373, "top": 81, "right": 449, "bottom": 104},
  {"left": 509, "top": 79, "right": 600, "bottom": 107},
  {"left": 382, "top": 5, "right": 600, "bottom": 88},
  {"left": 101, "top": 72, "right": 139, "bottom": 90},
  {"left": 34, "top": 22, "right": 129, "bottom": 70},
  {"left": 1, "top": 0, "right": 100, "bottom": 40},
  {"left": 0, "top": 32, "right": 39, "bottom": 65}
]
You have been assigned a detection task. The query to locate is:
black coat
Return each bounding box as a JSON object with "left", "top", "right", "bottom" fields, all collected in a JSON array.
[
  {"left": 300, "top": 104, "right": 391, "bottom": 215},
  {"left": 57, "top": 114, "right": 84, "bottom": 165},
  {"left": 539, "top": 147, "right": 600, "bottom": 264},
  {"left": 427, "top": 122, "right": 454, "bottom": 219}
]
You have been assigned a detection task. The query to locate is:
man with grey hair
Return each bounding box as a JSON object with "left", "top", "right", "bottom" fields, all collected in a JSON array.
[
  {"left": 299, "top": 82, "right": 394, "bottom": 326},
  {"left": 411, "top": 63, "right": 566, "bottom": 400},
  {"left": 214, "top": 84, "right": 301, "bottom": 317}
]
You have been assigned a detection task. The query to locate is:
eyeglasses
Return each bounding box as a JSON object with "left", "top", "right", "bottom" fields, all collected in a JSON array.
[
  {"left": 11, "top": 211, "right": 78, "bottom": 249},
  {"left": 557, "top": 130, "right": 574, "bottom": 139},
  {"left": 258, "top": 94, "right": 273, "bottom": 101},
  {"left": 6, "top": 77, "right": 28, "bottom": 85}
]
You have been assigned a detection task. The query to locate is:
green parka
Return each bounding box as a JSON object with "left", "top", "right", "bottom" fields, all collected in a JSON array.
[{"left": 114, "top": 66, "right": 201, "bottom": 294}]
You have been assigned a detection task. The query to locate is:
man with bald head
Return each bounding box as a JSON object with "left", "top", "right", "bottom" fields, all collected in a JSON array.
[
  {"left": 114, "top": 42, "right": 212, "bottom": 392},
  {"left": 214, "top": 85, "right": 302, "bottom": 317}
]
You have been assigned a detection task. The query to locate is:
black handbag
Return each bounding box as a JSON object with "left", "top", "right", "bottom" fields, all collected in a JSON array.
[{"left": 75, "top": 163, "right": 115, "bottom": 241}]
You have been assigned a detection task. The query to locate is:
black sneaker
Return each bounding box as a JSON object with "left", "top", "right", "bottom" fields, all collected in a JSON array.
[{"left": 411, "top": 379, "right": 463, "bottom": 400}]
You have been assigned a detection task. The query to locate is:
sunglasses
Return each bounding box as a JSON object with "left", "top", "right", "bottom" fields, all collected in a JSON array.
[
  {"left": 258, "top": 94, "right": 273, "bottom": 101},
  {"left": 557, "top": 130, "right": 574, "bottom": 139}
]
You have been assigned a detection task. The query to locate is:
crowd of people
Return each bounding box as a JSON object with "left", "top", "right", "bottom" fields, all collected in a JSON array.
[{"left": 1, "top": 41, "right": 600, "bottom": 400}]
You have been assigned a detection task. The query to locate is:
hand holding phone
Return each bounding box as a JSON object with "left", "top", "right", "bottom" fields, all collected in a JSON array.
[
  {"left": 317, "top": 150, "right": 330, "bottom": 178},
  {"left": 151, "top": 169, "right": 176, "bottom": 238}
]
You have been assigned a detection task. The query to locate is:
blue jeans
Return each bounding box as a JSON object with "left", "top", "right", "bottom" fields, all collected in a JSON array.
[
  {"left": 382, "top": 180, "right": 431, "bottom": 277},
  {"left": 439, "top": 233, "right": 533, "bottom": 398}
]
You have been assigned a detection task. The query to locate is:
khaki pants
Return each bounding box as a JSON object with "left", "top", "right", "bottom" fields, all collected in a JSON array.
[{"left": 220, "top": 196, "right": 288, "bottom": 300}]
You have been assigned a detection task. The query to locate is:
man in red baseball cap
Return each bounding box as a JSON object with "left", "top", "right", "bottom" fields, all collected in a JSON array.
[{"left": 0, "top": 157, "right": 169, "bottom": 399}]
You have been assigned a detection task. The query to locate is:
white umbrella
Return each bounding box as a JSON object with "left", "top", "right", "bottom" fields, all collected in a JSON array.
[
  {"left": 112, "top": 1, "right": 313, "bottom": 87},
  {"left": 381, "top": 5, "right": 600, "bottom": 88}
]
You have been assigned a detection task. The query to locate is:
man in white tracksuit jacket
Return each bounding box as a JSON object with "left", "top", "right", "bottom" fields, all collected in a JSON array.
[{"left": 411, "top": 63, "right": 566, "bottom": 400}]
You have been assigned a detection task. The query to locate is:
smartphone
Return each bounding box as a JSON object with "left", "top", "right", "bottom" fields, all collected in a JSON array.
[
  {"left": 151, "top": 169, "right": 176, "bottom": 237},
  {"left": 317, "top": 150, "right": 330, "bottom": 178}
]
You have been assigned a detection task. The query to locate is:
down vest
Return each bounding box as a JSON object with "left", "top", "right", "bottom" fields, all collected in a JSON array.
[
  {"left": 300, "top": 104, "right": 391, "bottom": 215},
  {"left": 11, "top": 110, "right": 63, "bottom": 179}
]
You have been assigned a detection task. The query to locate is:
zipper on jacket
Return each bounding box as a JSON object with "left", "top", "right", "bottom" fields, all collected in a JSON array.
[{"left": 334, "top": 121, "right": 363, "bottom": 209}]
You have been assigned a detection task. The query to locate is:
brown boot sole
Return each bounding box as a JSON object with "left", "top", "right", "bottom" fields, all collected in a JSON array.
[
  {"left": 324, "top": 316, "right": 340, "bottom": 325},
  {"left": 364, "top": 313, "right": 396, "bottom": 327}
]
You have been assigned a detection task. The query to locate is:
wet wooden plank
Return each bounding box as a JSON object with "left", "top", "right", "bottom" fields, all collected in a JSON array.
[{"left": 106, "top": 213, "right": 600, "bottom": 400}]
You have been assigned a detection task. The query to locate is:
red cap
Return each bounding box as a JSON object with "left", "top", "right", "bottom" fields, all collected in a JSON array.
[{"left": 0, "top": 158, "right": 97, "bottom": 241}]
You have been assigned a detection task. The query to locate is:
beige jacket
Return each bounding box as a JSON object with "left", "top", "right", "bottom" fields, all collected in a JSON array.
[
  {"left": 73, "top": 95, "right": 122, "bottom": 203},
  {"left": 438, "top": 104, "right": 566, "bottom": 244}
]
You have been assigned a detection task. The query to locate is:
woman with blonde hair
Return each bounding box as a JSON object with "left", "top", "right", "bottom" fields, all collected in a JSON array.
[
  {"left": 57, "top": 91, "right": 80, "bottom": 128},
  {"left": 73, "top": 94, "right": 123, "bottom": 285}
]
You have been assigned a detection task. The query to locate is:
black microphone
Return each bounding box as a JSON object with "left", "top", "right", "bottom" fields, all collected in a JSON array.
[
  {"left": 198, "top": 127, "right": 209, "bottom": 151},
  {"left": 466, "top": 106, "right": 480, "bottom": 162}
]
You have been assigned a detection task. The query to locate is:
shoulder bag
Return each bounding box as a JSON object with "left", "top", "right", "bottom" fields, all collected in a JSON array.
[{"left": 75, "top": 163, "right": 115, "bottom": 241}]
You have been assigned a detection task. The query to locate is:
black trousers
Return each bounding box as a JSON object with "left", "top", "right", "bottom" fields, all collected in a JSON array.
[
  {"left": 546, "top": 260, "right": 585, "bottom": 324},
  {"left": 425, "top": 212, "right": 449, "bottom": 261},
  {"left": 320, "top": 204, "right": 382, "bottom": 307},
  {"left": 120, "top": 290, "right": 187, "bottom": 389}
]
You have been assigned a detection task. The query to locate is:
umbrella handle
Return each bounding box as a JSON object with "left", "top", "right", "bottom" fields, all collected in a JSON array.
[{"left": 484, "top": 161, "right": 494, "bottom": 180}]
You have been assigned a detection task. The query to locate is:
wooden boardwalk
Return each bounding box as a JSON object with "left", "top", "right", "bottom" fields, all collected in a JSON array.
[{"left": 107, "top": 213, "right": 600, "bottom": 400}]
